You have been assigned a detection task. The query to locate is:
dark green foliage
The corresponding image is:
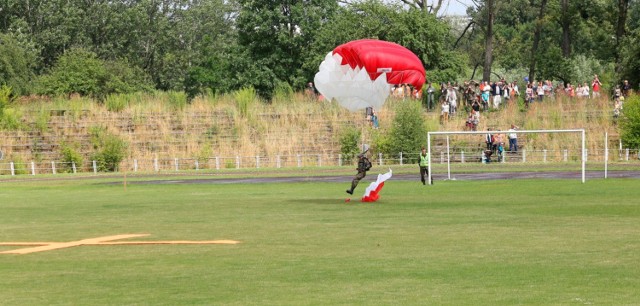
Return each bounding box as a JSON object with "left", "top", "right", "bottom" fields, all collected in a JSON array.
[
  {"left": 384, "top": 101, "right": 427, "bottom": 163},
  {"left": 339, "top": 126, "right": 361, "bottom": 162},
  {"left": 36, "top": 48, "right": 152, "bottom": 99},
  {"left": 60, "top": 143, "right": 84, "bottom": 173},
  {"left": 0, "top": 34, "right": 35, "bottom": 95},
  {"left": 620, "top": 94, "right": 640, "bottom": 149},
  {"left": 89, "top": 126, "right": 127, "bottom": 172}
]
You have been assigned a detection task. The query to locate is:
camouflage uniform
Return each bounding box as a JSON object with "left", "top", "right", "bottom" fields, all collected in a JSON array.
[{"left": 347, "top": 155, "right": 371, "bottom": 194}]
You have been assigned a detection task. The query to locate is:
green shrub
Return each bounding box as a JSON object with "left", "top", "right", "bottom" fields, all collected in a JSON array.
[
  {"left": 35, "top": 107, "right": 50, "bottom": 132},
  {"left": 89, "top": 126, "right": 128, "bottom": 172},
  {"left": 0, "top": 85, "right": 11, "bottom": 116},
  {"left": 0, "top": 107, "right": 23, "bottom": 130},
  {"left": 105, "top": 93, "right": 129, "bottom": 112},
  {"left": 620, "top": 94, "right": 640, "bottom": 149},
  {"left": 234, "top": 87, "right": 257, "bottom": 118},
  {"left": 272, "top": 81, "right": 294, "bottom": 104},
  {"left": 339, "top": 126, "right": 361, "bottom": 162},
  {"left": 167, "top": 91, "right": 187, "bottom": 110},
  {"left": 384, "top": 101, "right": 427, "bottom": 163},
  {"left": 60, "top": 143, "right": 84, "bottom": 173}
]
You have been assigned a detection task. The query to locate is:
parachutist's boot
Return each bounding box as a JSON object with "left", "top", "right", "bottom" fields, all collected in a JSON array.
[{"left": 346, "top": 189, "right": 353, "bottom": 195}]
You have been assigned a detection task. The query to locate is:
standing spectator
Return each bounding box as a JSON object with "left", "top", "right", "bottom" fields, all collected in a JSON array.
[
  {"left": 465, "top": 82, "right": 476, "bottom": 108},
  {"left": 365, "top": 106, "right": 373, "bottom": 125},
  {"left": 486, "top": 128, "right": 494, "bottom": 152},
  {"left": 447, "top": 85, "right": 457, "bottom": 115},
  {"left": 472, "top": 99, "right": 481, "bottom": 113},
  {"left": 371, "top": 109, "right": 379, "bottom": 129},
  {"left": 622, "top": 80, "right": 632, "bottom": 97},
  {"left": 493, "top": 81, "right": 502, "bottom": 109},
  {"left": 481, "top": 82, "right": 491, "bottom": 111},
  {"left": 582, "top": 82, "right": 590, "bottom": 98},
  {"left": 426, "top": 82, "right": 435, "bottom": 110},
  {"left": 440, "top": 99, "right": 450, "bottom": 124},
  {"left": 537, "top": 81, "right": 545, "bottom": 101},
  {"left": 525, "top": 83, "right": 534, "bottom": 108},
  {"left": 419, "top": 147, "right": 433, "bottom": 185},
  {"left": 508, "top": 124, "right": 519, "bottom": 152},
  {"left": 614, "top": 85, "right": 622, "bottom": 99},
  {"left": 591, "top": 75, "right": 602, "bottom": 98}
]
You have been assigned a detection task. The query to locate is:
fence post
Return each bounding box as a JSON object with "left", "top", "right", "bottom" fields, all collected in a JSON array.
[
  {"left": 215, "top": 156, "right": 220, "bottom": 170},
  {"left": 400, "top": 152, "right": 403, "bottom": 165},
  {"left": 461, "top": 151, "right": 465, "bottom": 163},
  {"left": 338, "top": 154, "right": 342, "bottom": 167},
  {"left": 93, "top": 160, "right": 97, "bottom": 174},
  {"left": 585, "top": 149, "right": 588, "bottom": 162},
  {"left": 51, "top": 161, "right": 56, "bottom": 174},
  {"left": 626, "top": 148, "right": 630, "bottom": 161},
  {"left": 440, "top": 152, "right": 444, "bottom": 164},
  {"left": 154, "top": 158, "right": 159, "bottom": 172},
  {"left": 236, "top": 156, "right": 240, "bottom": 169},
  {"left": 277, "top": 155, "right": 281, "bottom": 168},
  {"left": 195, "top": 160, "right": 199, "bottom": 171},
  {"left": 522, "top": 150, "right": 526, "bottom": 163},
  {"left": 10, "top": 162, "right": 15, "bottom": 176},
  {"left": 543, "top": 150, "right": 547, "bottom": 163},
  {"left": 256, "top": 155, "right": 260, "bottom": 168},
  {"left": 174, "top": 158, "right": 179, "bottom": 171},
  {"left": 317, "top": 154, "right": 322, "bottom": 167},
  {"left": 31, "top": 161, "right": 35, "bottom": 175},
  {"left": 297, "top": 154, "right": 301, "bottom": 168},
  {"left": 72, "top": 162, "right": 77, "bottom": 174},
  {"left": 564, "top": 149, "right": 568, "bottom": 162},
  {"left": 133, "top": 159, "right": 138, "bottom": 172},
  {"left": 378, "top": 152, "right": 383, "bottom": 166}
]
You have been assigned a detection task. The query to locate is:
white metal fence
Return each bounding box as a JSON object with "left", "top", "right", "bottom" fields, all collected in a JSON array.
[{"left": 0, "top": 149, "right": 639, "bottom": 177}]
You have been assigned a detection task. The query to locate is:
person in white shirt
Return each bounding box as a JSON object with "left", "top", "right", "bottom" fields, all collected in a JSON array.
[
  {"left": 440, "top": 100, "right": 450, "bottom": 124},
  {"left": 508, "top": 124, "right": 519, "bottom": 152}
]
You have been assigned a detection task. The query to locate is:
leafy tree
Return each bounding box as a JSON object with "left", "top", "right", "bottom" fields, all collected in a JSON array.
[
  {"left": 36, "top": 48, "right": 152, "bottom": 99},
  {"left": 36, "top": 48, "right": 108, "bottom": 97},
  {"left": 236, "top": 0, "right": 339, "bottom": 98},
  {"left": 0, "top": 33, "right": 35, "bottom": 95}
]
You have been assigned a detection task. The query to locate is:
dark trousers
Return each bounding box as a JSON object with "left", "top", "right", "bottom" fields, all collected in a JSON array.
[
  {"left": 420, "top": 166, "right": 432, "bottom": 185},
  {"left": 509, "top": 138, "right": 518, "bottom": 152}
]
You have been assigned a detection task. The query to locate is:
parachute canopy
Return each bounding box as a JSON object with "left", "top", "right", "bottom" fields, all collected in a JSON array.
[{"left": 314, "top": 39, "right": 426, "bottom": 112}]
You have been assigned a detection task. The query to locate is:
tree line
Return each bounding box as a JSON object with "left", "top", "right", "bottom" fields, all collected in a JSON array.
[{"left": 0, "top": 0, "right": 638, "bottom": 100}]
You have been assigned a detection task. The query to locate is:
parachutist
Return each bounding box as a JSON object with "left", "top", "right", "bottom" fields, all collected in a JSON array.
[{"left": 346, "top": 152, "right": 372, "bottom": 195}]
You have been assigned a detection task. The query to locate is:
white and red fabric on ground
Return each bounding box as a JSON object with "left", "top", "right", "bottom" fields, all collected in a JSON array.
[{"left": 361, "top": 169, "right": 392, "bottom": 202}]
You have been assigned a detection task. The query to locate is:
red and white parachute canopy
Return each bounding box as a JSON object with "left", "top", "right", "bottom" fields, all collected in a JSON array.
[
  {"left": 314, "top": 39, "right": 426, "bottom": 112},
  {"left": 362, "top": 169, "right": 393, "bottom": 202}
]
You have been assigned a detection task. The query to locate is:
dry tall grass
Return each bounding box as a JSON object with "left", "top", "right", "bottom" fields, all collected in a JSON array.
[{"left": 0, "top": 91, "right": 620, "bottom": 167}]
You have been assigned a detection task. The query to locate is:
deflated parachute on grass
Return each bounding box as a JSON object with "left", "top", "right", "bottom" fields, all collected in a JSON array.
[
  {"left": 314, "top": 39, "right": 426, "bottom": 112},
  {"left": 362, "top": 169, "right": 393, "bottom": 202}
]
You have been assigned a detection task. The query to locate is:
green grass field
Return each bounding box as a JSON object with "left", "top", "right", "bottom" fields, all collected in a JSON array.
[{"left": 1, "top": 177, "right": 639, "bottom": 305}]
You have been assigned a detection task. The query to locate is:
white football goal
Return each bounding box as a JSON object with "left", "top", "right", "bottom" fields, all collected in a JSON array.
[{"left": 426, "top": 129, "right": 586, "bottom": 184}]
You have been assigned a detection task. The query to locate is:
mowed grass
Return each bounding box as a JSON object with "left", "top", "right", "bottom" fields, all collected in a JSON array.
[{"left": 0, "top": 177, "right": 639, "bottom": 305}]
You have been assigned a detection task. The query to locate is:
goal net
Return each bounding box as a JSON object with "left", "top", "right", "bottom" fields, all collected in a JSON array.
[{"left": 426, "top": 129, "right": 586, "bottom": 184}]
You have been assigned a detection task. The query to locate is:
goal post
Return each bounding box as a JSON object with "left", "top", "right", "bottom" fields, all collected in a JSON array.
[{"left": 427, "top": 129, "right": 586, "bottom": 184}]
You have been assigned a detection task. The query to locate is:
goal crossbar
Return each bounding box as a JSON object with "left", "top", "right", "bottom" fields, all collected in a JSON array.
[{"left": 427, "top": 129, "right": 586, "bottom": 184}]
